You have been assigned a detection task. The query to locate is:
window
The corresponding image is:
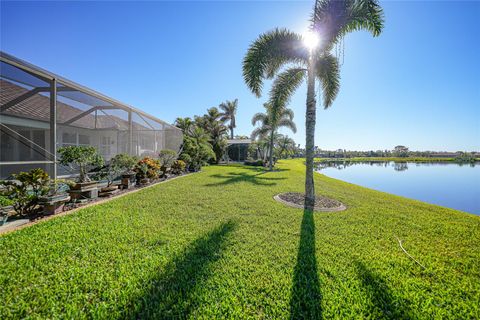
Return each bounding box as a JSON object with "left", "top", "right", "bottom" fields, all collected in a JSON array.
[
  {"left": 78, "top": 134, "right": 90, "bottom": 146},
  {"left": 62, "top": 132, "right": 76, "bottom": 146},
  {"left": 100, "top": 136, "right": 111, "bottom": 156}
]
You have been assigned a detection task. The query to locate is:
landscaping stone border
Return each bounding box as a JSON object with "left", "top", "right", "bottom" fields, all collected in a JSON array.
[{"left": 273, "top": 192, "right": 347, "bottom": 212}]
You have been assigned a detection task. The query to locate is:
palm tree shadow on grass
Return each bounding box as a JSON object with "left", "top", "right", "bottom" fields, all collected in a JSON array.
[
  {"left": 204, "top": 171, "right": 286, "bottom": 187},
  {"left": 354, "top": 261, "right": 411, "bottom": 319},
  {"left": 290, "top": 209, "right": 322, "bottom": 319},
  {"left": 131, "top": 220, "right": 237, "bottom": 319}
]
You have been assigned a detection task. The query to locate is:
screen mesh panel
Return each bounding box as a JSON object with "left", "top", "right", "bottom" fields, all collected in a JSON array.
[{"left": 1, "top": 54, "right": 182, "bottom": 179}]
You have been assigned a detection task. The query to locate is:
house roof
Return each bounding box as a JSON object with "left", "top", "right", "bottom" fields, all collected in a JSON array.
[{"left": 227, "top": 139, "right": 252, "bottom": 145}]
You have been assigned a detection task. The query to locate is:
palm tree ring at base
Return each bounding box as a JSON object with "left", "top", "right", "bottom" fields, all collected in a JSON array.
[{"left": 273, "top": 192, "right": 346, "bottom": 212}]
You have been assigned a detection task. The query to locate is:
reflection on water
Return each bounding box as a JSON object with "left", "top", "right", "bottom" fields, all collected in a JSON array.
[
  {"left": 315, "top": 161, "right": 480, "bottom": 215},
  {"left": 315, "top": 160, "right": 477, "bottom": 171}
]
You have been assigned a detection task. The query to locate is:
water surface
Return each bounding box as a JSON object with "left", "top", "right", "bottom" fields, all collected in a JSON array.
[{"left": 315, "top": 161, "right": 480, "bottom": 215}]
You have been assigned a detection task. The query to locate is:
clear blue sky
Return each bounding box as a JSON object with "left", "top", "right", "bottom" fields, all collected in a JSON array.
[{"left": 1, "top": 1, "right": 479, "bottom": 151}]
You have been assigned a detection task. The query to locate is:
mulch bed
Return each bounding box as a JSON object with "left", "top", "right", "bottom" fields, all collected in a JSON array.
[{"left": 274, "top": 192, "right": 346, "bottom": 212}]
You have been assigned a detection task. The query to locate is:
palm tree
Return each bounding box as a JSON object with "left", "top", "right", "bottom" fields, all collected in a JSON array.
[
  {"left": 195, "top": 107, "right": 228, "bottom": 164},
  {"left": 277, "top": 135, "right": 296, "bottom": 159},
  {"left": 251, "top": 103, "right": 297, "bottom": 171},
  {"left": 174, "top": 117, "right": 195, "bottom": 135},
  {"left": 243, "top": 0, "right": 384, "bottom": 210},
  {"left": 219, "top": 99, "right": 238, "bottom": 139}
]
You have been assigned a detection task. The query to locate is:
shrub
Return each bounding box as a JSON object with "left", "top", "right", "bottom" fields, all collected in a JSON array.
[
  {"left": 158, "top": 149, "right": 177, "bottom": 177},
  {"left": 110, "top": 154, "right": 138, "bottom": 174},
  {"left": 244, "top": 159, "right": 264, "bottom": 167},
  {"left": 58, "top": 146, "right": 104, "bottom": 183},
  {"left": 0, "top": 168, "right": 50, "bottom": 216},
  {"left": 0, "top": 195, "right": 14, "bottom": 207},
  {"left": 178, "top": 153, "right": 192, "bottom": 167},
  {"left": 171, "top": 160, "right": 186, "bottom": 175},
  {"left": 179, "top": 127, "right": 215, "bottom": 171},
  {"left": 135, "top": 157, "right": 161, "bottom": 180}
]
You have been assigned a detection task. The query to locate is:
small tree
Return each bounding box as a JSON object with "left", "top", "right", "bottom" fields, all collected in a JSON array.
[
  {"left": 158, "top": 149, "right": 177, "bottom": 177},
  {"left": 58, "top": 146, "right": 104, "bottom": 183},
  {"left": 0, "top": 168, "right": 50, "bottom": 216},
  {"left": 111, "top": 153, "right": 137, "bottom": 174}
]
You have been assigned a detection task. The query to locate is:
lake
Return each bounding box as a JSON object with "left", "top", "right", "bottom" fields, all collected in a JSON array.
[{"left": 315, "top": 161, "right": 480, "bottom": 215}]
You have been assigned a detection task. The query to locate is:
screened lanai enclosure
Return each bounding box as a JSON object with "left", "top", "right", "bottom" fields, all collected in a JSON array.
[{"left": 0, "top": 52, "right": 182, "bottom": 179}]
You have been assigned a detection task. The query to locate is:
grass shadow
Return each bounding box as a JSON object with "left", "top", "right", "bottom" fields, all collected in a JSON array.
[
  {"left": 354, "top": 261, "right": 410, "bottom": 319},
  {"left": 290, "top": 209, "right": 322, "bottom": 319},
  {"left": 131, "top": 220, "right": 236, "bottom": 319},
  {"left": 204, "top": 171, "right": 287, "bottom": 187},
  {"left": 217, "top": 163, "right": 291, "bottom": 173}
]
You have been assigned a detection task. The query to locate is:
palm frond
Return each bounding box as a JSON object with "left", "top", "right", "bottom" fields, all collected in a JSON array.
[
  {"left": 251, "top": 127, "right": 270, "bottom": 140},
  {"left": 277, "top": 118, "right": 297, "bottom": 133},
  {"left": 269, "top": 67, "right": 306, "bottom": 109},
  {"left": 251, "top": 112, "right": 268, "bottom": 126},
  {"left": 315, "top": 53, "right": 340, "bottom": 109},
  {"left": 339, "top": 0, "right": 384, "bottom": 39},
  {"left": 313, "top": 0, "right": 384, "bottom": 49},
  {"left": 243, "top": 28, "right": 308, "bottom": 97},
  {"left": 280, "top": 108, "right": 295, "bottom": 121}
]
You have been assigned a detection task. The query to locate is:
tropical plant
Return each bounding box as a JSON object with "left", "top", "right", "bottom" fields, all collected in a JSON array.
[
  {"left": 219, "top": 99, "right": 238, "bottom": 139},
  {"left": 0, "top": 168, "right": 50, "bottom": 216},
  {"left": 58, "top": 146, "right": 104, "bottom": 183},
  {"left": 243, "top": 0, "right": 384, "bottom": 209},
  {"left": 0, "top": 195, "right": 15, "bottom": 207},
  {"left": 158, "top": 149, "right": 177, "bottom": 177},
  {"left": 111, "top": 153, "right": 138, "bottom": 174},
  {"left": 174, "top": 117, "right": 195, "bottom": 135},
  {"left": 135, "top": 157, "right": 161, "bottom": 180},
  {"left": 277, "top": 135, "right": 296, "bottom": 159},
  {"left": 180, "top": 127, "right": 215, "bottom": 171},
  {"left": 251, "top": 103, "right": 297, "bottom": 170},
  {"left": 171, "top": 160, "right": 186, "bottom": 174},
  {"left": 195, "top": 107, "right": 228, "bottom": 164}
]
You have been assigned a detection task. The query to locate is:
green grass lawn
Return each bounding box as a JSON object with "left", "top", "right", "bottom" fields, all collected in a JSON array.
[{"left": 1, "top": 159, "right": 479, "bottom": 319}]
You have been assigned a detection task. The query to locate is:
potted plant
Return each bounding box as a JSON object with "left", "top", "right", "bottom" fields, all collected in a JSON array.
[
  {"left": 135, "top": 157, "right": 161, "bottom": 185},
  {"left": 97, "top": 161, "right": 124, "bottom": 197},
  {"left": 0, "top": 168, "right": 50, "bottom": 218},
  {"left": 58, "top": 146, "right": 104, "bottom": 191},
  {"left": 135, "top": 162, "right": 150, "bottom": 186},
  {"left": 110, "top": 154, "right": 138, "bottom": 189},
  {"left": 158, "top": 149, "right": 177, "bottom": 178},
  {"left": 38, "top": 179, "right": 71, "bottom": 215},
  {"left": 0, "top": 195, "right": 15, "bottom": 226}
]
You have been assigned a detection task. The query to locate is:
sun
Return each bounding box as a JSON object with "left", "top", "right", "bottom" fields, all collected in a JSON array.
[{"left": 302, "top": 30, "right": 319, "bottom": 50}]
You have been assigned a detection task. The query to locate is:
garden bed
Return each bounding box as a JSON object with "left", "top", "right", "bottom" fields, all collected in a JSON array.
[{"left": 0, "top": 172, "right": 192, "bottom": 235}]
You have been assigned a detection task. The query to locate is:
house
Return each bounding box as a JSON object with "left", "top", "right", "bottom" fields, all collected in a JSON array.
[
  {"left": 226, "top": 139, "right": 252, "bottom": 162},
  {"left": 0, "top": 51, "right": 182, "bottom": 179}
]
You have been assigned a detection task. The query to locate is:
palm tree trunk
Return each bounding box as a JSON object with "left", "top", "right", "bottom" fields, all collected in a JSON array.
[
  {"left": 305, "top": 53, "right": 317, "bottom": 210},
  {"left": 269, "top": 130, "right": 275, "bottom": 171},
  {"left": 230, "top": 127, "right": 234, "bottom": 140}
]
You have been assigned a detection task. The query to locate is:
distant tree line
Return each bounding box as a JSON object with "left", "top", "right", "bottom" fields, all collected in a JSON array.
[{"left": 293, "top": 145, "right": 479, "bottom": 160}]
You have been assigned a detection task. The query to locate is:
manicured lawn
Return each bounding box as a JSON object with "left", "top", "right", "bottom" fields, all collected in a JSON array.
[{"left": 1, "top": 159, "right": 479, "bottom": 319}]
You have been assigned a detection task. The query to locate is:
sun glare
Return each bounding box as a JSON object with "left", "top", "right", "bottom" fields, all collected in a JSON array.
[{"left": 302, "top": 31, "right": 319, "bottom": 50}]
